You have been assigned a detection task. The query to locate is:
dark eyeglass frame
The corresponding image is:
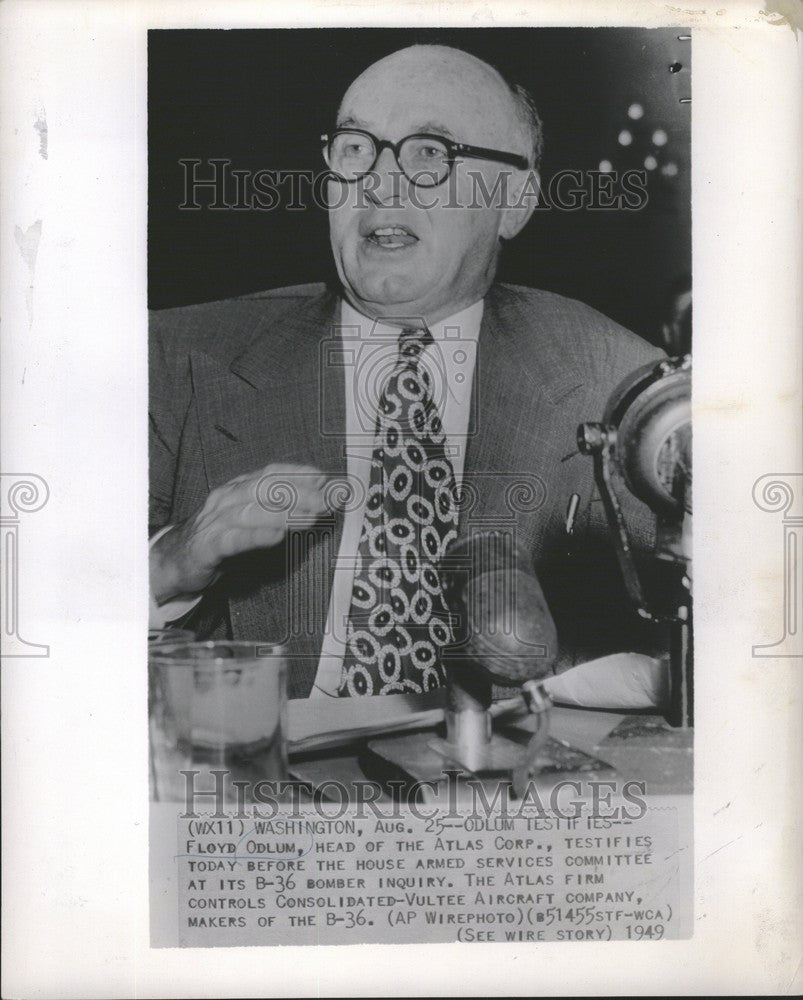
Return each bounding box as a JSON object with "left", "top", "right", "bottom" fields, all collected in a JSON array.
[{"left": 321, "top": 128, "right": 530, "bottom": 186}]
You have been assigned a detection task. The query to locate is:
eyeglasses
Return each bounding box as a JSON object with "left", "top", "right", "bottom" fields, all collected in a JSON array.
[{"left": 321, "top": 128, "right": 530, "bottom": 188}]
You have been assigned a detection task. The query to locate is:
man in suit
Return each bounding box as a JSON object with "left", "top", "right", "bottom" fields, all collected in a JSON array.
[{"left": 150, "top": 44, "right": 663, "bottom": 699}]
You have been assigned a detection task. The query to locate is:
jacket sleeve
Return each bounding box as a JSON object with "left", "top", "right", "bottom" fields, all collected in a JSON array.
[{"left": 148, "top": 311, "right": 193, "bottom": 536}]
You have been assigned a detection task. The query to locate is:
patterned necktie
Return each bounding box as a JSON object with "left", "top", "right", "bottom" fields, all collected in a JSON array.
[{"left": 338, "top": 326, "right": 459, "bottom": 696}]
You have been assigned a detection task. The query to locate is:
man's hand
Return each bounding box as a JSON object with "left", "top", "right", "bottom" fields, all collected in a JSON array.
[{"left": 150, "top": 464, "right": 328, "bottom": 606}]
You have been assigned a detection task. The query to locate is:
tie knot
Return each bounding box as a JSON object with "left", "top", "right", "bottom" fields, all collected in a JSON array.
[{"left": 398, "top": 326, "right": 433, "bottom": 360}]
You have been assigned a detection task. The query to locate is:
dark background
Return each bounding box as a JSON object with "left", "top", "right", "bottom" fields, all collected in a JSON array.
[{"left": 149, "top": 28, "right": 690, "bottom": 344}]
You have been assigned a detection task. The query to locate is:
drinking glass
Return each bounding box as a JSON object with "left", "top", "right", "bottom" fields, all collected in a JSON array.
[{"left": 148, "top": 640, "right": 287, "bottom": 803}]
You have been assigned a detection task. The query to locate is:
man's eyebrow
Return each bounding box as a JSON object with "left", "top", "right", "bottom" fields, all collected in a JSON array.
[
  {"left": 336, "top": 116, "right": 369, "bottom": 129},
  {"left": 334, "top": 117, "right": 457, "bottom": 140},
  {"left": 414, "top": 122, "right": 456, "bottom": 139}
]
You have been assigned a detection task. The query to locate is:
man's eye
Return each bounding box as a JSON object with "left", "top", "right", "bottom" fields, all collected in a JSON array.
[
  {"left": 344, "top": 143, "right": 368, "bottom": 156},
  {"left": 418, "top": 145, "right": 445, "bottom": 159},
  {"left": 407, "top": 142, "right": 448, "bottom": 163}
]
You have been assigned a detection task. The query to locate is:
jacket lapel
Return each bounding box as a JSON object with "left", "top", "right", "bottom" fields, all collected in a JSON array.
[
  {"left": 462, "top": 285, "right": 586, "bottom": 553},
  {"left": 189, "top": 291, "right": 347, "bottom": 696},
  {"left": 199, "top": 289, "right": 346, "bottom": 475}
]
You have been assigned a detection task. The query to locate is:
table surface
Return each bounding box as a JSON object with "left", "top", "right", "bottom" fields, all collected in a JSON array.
[{"left": 289, "top": 706, "right": 693, "bottom": 798}]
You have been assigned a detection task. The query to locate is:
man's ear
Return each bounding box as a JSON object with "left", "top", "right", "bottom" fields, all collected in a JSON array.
[{"left": 499, "top": 168, "right": 541, "bottom": 241}]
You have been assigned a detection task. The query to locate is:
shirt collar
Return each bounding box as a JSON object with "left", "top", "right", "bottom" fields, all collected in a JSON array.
[{"left": 340, "top": 298, "right": 484, "bottom": 341}]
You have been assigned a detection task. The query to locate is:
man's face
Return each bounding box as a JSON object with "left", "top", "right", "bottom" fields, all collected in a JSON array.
[{"left": 327, "top": 47, "right": 532, "bottom": 325}]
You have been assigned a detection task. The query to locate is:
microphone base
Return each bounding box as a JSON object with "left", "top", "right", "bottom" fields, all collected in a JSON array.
[
  {"left": 364, "top": 713, "right": 615, "bottom": 806},
  {"left": 427, "top": 732, "right": 529, "bottom": 775}
]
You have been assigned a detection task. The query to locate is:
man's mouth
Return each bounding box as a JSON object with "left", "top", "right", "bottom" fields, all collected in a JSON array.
[{"left": 364, "top": 225, "right": 419, "bottom": 250}]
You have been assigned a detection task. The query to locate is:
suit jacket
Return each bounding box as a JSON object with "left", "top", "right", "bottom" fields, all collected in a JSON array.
[{"left": 150, "top": 282, "right": 665, "bottom": 698}]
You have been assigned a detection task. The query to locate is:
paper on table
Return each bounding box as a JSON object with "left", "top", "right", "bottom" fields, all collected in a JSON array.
[
  {"left": 287, "top": 653, "right": 664, "bottom": 753},
  {"left": 288, "top": 689, "right": 448, "bottom": 754},
  {"left": 545, "top": 652, "right": 667, "bottom": 710}
]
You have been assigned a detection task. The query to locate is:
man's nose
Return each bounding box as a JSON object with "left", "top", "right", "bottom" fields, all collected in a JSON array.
[{"left": 364, "top": 146, "right": 407, "bottom": 205}]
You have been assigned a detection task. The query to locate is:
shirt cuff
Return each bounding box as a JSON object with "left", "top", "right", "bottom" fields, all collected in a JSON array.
[{"left": 149, "top": 525, "right": 204, "bottom": 629}]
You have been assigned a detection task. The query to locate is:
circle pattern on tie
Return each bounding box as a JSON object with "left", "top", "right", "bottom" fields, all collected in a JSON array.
[{"left": 339, "top": 326, "right": 458, "bottom": 696}]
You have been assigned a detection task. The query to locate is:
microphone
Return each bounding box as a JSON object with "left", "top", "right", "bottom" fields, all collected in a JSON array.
[
  {"left": 431, "top": 530, "right": 556, "bottom": 783},
  {"left": 441, "top": 531, "right": 557, "bottom": 687},
  {"left": 577, "top": 354, "right": 693, "bottom": 727}
]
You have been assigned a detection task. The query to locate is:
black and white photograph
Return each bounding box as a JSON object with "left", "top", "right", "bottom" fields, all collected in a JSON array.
[{"left": 147, "top": 26, "right": 695, "bottom": 949}]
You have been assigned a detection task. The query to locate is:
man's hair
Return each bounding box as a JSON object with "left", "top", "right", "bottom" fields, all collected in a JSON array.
[{"left": 509, "top": 81, "right": 544, "bottom": 173}]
